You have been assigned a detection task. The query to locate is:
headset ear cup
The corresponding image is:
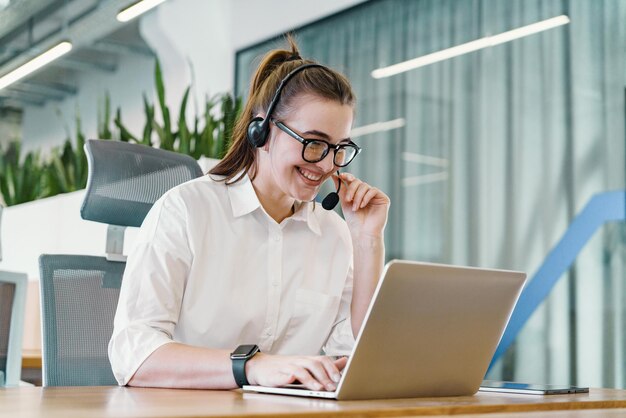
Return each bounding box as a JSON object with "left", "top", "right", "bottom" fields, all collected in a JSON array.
[{"left": 247, "top": 117, "right": 269, "bottom": 148}]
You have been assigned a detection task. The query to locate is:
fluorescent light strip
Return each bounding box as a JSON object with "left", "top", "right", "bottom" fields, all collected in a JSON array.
[
  {"left": 0, "top": 41, "right": 72, "bottom": 91},
  {"left": 402, "top": 152, "right": 449, "bottom": 168},
  {"left": 402, "top": 171, "right": 449, "bottom": 187},
  {"left": 351, "top": 118, "right": 406, "bottom": 138},
  {"left": 117, "top": 0, "right": 167, "bottom": 22},
  {"left": 372, "top": 15, "right": 570, "bottom": 79}
]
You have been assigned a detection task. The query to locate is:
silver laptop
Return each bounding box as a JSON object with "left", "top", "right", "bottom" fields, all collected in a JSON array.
[{"left": 244, "top": 259, "right": 526, "bottom": 400}]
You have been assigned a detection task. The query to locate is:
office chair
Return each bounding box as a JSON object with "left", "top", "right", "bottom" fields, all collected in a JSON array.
[
  {"left": 39, "top": 140, "right": 203, "bottom": 386},
  {"left": 0, "top": 205, "right": 29, "bottom": 387},
  {"left": 0, "top": 272, "right": 27, "bottom": 387}
]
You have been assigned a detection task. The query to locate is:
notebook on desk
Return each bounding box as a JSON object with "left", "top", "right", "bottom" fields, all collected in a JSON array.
[{"left": 243, "top": 259, "right": 526, "bottom": 400}]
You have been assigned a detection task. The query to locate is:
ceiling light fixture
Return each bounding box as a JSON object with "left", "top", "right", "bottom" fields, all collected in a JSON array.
[
  {"left": 0, "top": 41, "right": 73, "bottom": 92},
  {"left": 402, "top": 152, "right": 449, "bottom": 168},
  {"left": 117, "top": 0, "right": 167, "bottom": 22},
  {"left": 351, "top": 118, "right": 406, "bottom": 138},
  {"left": 372, "top": 15, "right": 570, "bottom": 79}
]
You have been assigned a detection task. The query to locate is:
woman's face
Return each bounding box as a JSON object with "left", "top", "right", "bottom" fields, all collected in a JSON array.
[{"left": 262, "top": 94, "right": 354, "bottom": 203}]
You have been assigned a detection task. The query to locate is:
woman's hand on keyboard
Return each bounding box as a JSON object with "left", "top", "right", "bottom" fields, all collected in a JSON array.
[{"left": 246, "top": 354, "right": 348, "bottom": 391}]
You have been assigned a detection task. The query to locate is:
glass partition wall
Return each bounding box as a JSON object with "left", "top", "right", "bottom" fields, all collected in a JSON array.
[{"left": 235, "top": 0, "right": 626, "bottom": 388}]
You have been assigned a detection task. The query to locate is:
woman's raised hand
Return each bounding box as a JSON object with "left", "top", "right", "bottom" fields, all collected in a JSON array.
[{"left": 332, "top": 172, "right": 390, "bottom": 239}]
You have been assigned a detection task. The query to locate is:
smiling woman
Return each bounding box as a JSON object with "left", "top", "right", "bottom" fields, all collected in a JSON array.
[{"left": 108, "top": 36, "right": 390, "bottom": 392}]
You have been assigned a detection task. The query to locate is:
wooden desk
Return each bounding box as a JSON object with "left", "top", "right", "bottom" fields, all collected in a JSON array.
[
  {"left": 22, "top": 349, "right": 42, "bottom": 369},
  {"left": 1, "top": 386, "right": 626, "bottom": 418}
]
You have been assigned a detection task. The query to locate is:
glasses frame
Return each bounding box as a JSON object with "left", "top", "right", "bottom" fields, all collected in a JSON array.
[{"left": 271, "top": 119, "right": 361, "bottom": 167}]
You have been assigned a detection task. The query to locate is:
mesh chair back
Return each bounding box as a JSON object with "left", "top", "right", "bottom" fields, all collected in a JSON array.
[
  {"left": 0, "top": 282, "right": 15, "bottom": 384},
  {"left": 0, "top": 271, "right": 27, "bottom": 386},
  {"left": 39, "top": 255, "right": 125, "bottom": 386},
  {"left": 81, "top": 139, "right": 203, "bottom": 227}
]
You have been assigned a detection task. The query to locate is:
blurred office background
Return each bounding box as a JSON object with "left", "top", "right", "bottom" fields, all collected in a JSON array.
[{"left": 0, "top": 0, "right": 625, "bottom": 388}]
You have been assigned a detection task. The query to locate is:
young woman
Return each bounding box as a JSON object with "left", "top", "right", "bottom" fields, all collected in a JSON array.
[{"left": 108, "top": 38, "right": 390, "bottom": 392}]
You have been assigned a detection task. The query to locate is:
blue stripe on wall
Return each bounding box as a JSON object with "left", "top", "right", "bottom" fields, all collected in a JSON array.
[{"left": 490, "top": 190, "right": 626, "bottom": 369}]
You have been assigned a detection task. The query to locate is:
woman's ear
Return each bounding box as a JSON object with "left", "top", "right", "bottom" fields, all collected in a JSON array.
[{"left": 261, "top": 126, "right": 273, "bottom": 152}]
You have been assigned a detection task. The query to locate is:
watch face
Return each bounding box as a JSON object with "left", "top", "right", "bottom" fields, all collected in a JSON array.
[{"left": 231, "top": 344, "right": 259, "bottom": 359}]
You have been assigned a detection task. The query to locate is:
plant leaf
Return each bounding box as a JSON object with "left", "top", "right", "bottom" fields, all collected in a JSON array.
[
  {"left": 142, "top": 94, "right": 154, "bottom": 146},
  {"left": 114, "top": 108, "right": 138, "bottom": 143},
  {"left": 177, "top": 87, "right": 191, "bottom": 154},
  {"left": 155, "top": 59, "right": 174, "bottom": 150}
]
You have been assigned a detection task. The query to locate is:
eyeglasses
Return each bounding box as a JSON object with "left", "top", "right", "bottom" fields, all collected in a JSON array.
[{"left": 272, "top": 119, "right": 361, "bottom": 167}]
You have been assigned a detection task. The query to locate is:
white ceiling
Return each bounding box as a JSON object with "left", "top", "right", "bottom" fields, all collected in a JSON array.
[{"left": 0, "top": 0, "right": 155, "bottom": 109}]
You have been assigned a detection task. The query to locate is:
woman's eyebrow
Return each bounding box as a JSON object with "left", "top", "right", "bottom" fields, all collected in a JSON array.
[
  {"left": 302, "top": 129, "right": 351, "bottom": 143},
  {"left": 302, "top": 129, "right": 330, "bottom": 139}
]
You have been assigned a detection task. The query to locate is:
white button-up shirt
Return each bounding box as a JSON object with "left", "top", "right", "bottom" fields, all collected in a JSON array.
[{"left": 108, "top": 174, "right": 355, "bottom": 385}]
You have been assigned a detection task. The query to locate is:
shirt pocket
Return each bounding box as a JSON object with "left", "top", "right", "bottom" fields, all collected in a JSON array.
[{"left": 283, "top": 289, "right": 340, "bottom": 353}]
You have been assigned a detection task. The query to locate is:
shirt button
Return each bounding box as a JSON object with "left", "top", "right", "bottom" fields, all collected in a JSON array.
[
  {"left": 272, "top": 281, "right": 279, "bottom": 287},
  {"left": 273, "top": 234, "right": 281, "bottom": 242}
]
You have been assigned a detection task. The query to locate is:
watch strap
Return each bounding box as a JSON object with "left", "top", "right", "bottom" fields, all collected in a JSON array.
[
  {"left": 230, "top": 345, "right": 259, "bottom": 387},
  {"left": 231, "top": 356, "right": 249, "bottom": 387}
]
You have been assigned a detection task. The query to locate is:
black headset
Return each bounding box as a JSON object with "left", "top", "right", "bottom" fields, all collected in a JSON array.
[{"left": 247, "top": 63, "right": 325, "bottom": 148}]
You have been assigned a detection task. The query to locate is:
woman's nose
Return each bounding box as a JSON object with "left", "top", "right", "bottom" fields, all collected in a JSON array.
[{"left": 317, "top": 151, "right": 335, "bottom": 172}]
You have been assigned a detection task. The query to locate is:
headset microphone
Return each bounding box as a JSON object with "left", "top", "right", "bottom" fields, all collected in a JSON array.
[{"left": 322, "top": 172, "right": 342, "bottom": 210}]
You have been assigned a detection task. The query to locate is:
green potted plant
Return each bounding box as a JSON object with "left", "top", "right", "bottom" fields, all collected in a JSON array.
[
  {"left": 110, "top": 60, "right": 242, "bottom": 168},
  {"left": 0, "top": 141, "right": 46, "bottom": 206}
]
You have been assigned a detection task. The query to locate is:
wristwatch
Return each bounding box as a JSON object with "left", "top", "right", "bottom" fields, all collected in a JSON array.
[{"left": 230, "top": 344, "right": 260, "bottom": 387}]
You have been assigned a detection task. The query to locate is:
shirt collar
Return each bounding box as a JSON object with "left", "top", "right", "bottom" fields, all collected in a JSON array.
[
  {"left": 227, "top": 173, "right": 261, "bottom": 218},
  {"left": 291, "top": 201, "right": 322, "bottom": 236},
  {"left": 226, "top": 173, "right": 322, "bottom": 236}
]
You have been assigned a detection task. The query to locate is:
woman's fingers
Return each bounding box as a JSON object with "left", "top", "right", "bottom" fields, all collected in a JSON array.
[
  {"left": 338, "top": 172, "right": 356, "bottom": 183},
  {"left": 320, "top": 356, "right": 343, "bottom": 383},
  {"left": 286, "top": 356, "right": 344, "bottom": 391},
  {"left": 333, "top": 356, "right": 349, "bottom": 370},
  {"left": 337, "top": 173, "right": 360, "bottom": 199},
  {"left": 360, "top": 187, "right": 380, "bottom": 208},
  {"left": 350, "top": 182, "right": 371, "bottom": 211},
  {"left": 337, "top": 173, "right": 378, "bottom": 211},
  {"left": 289, "top": 366, "right": 323, "bottom": 391},
  {"left": 297, "top": 359, "right": 337, "bottom": 391}
]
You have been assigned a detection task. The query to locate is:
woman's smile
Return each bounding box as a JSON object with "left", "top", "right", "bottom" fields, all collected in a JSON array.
[{"left": 296, "top": 166, "right": 325, "bottom": 186}]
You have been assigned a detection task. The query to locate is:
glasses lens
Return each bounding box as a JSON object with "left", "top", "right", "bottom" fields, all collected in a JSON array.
[
  {"left": 335, "top": 145, "right": 358, "bottom": 167},
  {"left": 304, "top": 141, "right": 329, "bottom": 162}
]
